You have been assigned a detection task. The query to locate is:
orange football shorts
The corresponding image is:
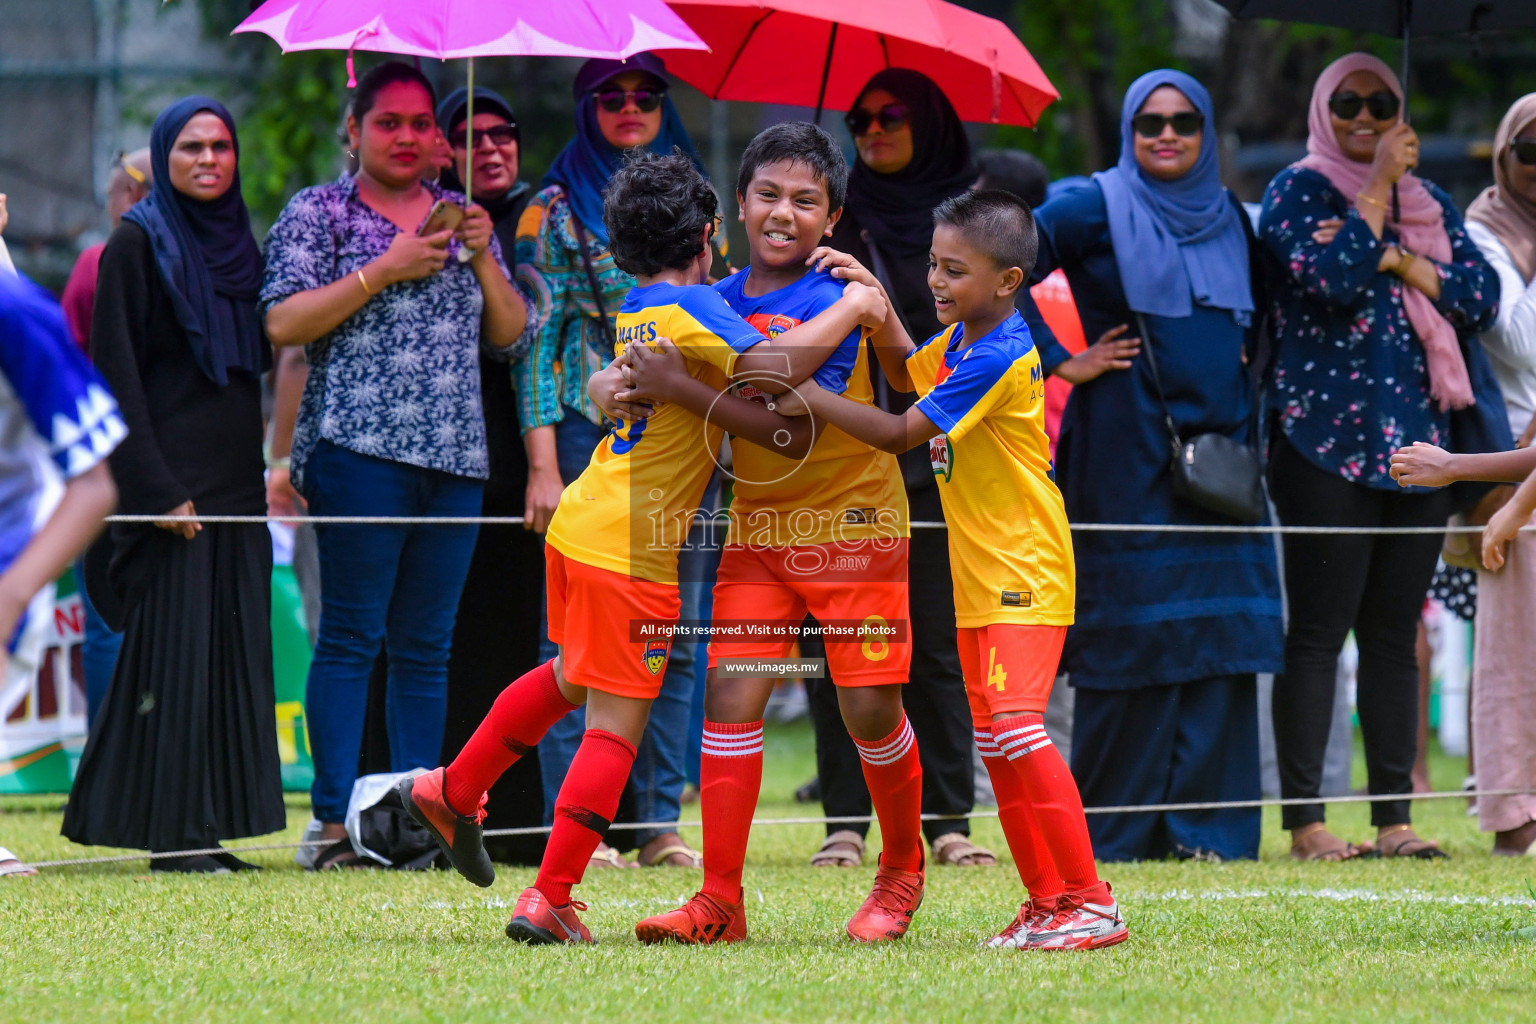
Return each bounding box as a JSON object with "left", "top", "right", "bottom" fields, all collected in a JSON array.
[
  {"left": 707, "top": 539, "right": 909, "bottom": 687},
  {"left": 958, "top": 623, "right": 1067, "bottom": 724},
  {"left": 545, "top": 545, "right": 681, "bottom": 699}
]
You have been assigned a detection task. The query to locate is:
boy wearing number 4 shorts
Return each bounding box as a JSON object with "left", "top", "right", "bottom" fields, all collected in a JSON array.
[
  {"left": 772, "top": 190, "right": 1128, "bottom": 950},
  {"left": 398, "top": 151, "right": 886, "bottom": 944}
]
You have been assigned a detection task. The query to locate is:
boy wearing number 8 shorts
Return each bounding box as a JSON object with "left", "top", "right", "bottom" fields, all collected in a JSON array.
[{"left": 625, "top": 124, "right": 924, "bottom": 947}]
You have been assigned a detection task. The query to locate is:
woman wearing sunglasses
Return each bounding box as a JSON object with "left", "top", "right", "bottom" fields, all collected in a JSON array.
[
  {"left": 1259, "top": 53, "right": 1503, "bottom": 861},
  {"left": 809, "top": 68, "right": 998, "bottom": 872},
  {"left": 515, "top": 53, "right": 710, "bottom": 870},
  {"left": 1021, "top": 70, "right": 1282, "bottom": 863}
]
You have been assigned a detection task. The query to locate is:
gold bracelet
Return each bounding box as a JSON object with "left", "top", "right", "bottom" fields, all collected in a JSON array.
[
  {"left": 1397, "top": 248, "right": 1416, "bottom": 274},
  {"left": 1356, "top": 191, "right": 1389, "bottom": 211},
  {"left": 356, "top": 268, "right": 373, "bottom": 297}
]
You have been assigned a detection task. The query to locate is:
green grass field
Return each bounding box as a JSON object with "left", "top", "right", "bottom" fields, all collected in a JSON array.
[{"left": 4, "top": 721, "right": 1534, "bottom": 1023}]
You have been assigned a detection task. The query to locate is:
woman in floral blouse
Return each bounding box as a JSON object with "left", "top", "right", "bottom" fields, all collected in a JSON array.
[
  {"left": 1259, "top": 53, "right": 1502, "bottom": 861},
  {"left": 260, "top": 62, "right": 529, "bottom": 865}
]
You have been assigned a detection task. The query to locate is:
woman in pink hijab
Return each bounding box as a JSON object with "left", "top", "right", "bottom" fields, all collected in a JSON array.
[{"left": 1259, "top": 53, "right": 1501, "bottom": 861}]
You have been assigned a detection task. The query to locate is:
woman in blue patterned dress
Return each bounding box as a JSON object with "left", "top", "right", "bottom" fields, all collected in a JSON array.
[
  {"left": 1260, "top": 53, "right": 1503, "bottom": 860},
  {"left": 1024, "top": 71, "right": 1283, "bottom": 862},
  {"left": 260, "top": 62, "right": 530, "bottom": 865}
]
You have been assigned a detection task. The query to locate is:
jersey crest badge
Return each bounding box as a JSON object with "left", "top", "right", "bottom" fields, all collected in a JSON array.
[
  {"left": 929, "top": 434, "right": 953, "bottom": 482},
  {"left": 643, "top": 641, "right": 670, "bottom": 676}
]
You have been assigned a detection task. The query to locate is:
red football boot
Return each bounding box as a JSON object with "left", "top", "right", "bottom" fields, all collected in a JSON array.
[
  {"left": 845, "top": 853, "right": 925, "bottom": 942},
  {"left": 396, "top": 768, "right": 494, "bottom": 888},
  {"left": 984, "top": 896, "right": 1061, "bottom": 949},
  {"left": 635, "top": 891, "right": 747, "bottom": 945},
  {"left": 505, "top": 887, "right": 594, "bottom": 945},
  {"left": 1028, "top": 884, "right": 1128, "bottom": 951}
]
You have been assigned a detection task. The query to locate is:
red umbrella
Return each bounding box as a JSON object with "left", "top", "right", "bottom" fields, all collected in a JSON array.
[{"left": 658, "top": 0, "right": 1058, "bottom": 127}]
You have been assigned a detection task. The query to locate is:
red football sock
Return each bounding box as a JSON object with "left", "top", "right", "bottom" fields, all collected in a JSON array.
[
  {"left": 993, "top": 713, "right": 1099, "bottom": 892},
  {"left": 699, "top": 720, "right": 764, "bottom": 903},
  {"left": 852, "top": 716, "right": 924, "bottom": 873},
  {"left": 978, "top": 724, "right": 1064, "bottom": 900},
  {"left": 535, "top": 728, "right": 637, "bottom": 906},
  {"left": 444, "top": 660, "right": 576, "bottom": 815}
]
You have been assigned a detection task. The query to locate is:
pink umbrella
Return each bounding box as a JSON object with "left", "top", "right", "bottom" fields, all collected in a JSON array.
[{"left": 235, "top": 0, "right": 708, "bottom": 231}]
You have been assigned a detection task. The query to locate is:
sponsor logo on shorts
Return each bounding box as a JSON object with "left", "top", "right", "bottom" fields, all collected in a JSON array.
[
  {"left": 643, "top": 641, "right": 669, "bottom": 675},
  {"left": 1001, "top": 590, "right": 1032, "bottom": 608},
  {"left": 844, "top": 507, "right": 877, "bottom": 524},
  {"left": 929, "top": 435, "right": 953, "bottom": 482}
]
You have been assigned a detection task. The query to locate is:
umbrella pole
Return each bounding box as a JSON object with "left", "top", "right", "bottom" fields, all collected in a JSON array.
[
  {"left": 465, "top": 57, "right": 475, "bottom": 204},
  {"left": 459, "top": 57, "right": 477, "bottom": 263},
  {"left": 813, "top": 23, "right": 838, "bottom": 125},
  {"left": 1393, "top": 0, "right": 1410, "bottom": 222}
]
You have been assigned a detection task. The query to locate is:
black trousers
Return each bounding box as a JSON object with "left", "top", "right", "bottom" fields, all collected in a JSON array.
[
  {"left": 808, "top": 485, "right": 975, "bottom": 842},
  {"left": 1269, "top": 435, "right": 1451, "bottom": 830}
]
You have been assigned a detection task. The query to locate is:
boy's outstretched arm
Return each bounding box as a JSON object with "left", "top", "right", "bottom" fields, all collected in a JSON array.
[
  {"left": 1389, "top": 442, "right": 1536, "bottom": 488},
  {"left": 731, "top": 280, "right": 886, "bottom": 388},
  {"left": 619, "top": 340, "right": 816, "bottom": 460},
  {"left": 1483, "top": 472, "right": 1536, "bottom": 571},
  {"left": 0, "top": 462, "right": 117, "bottom": 674},
  {"left": 774, "top": 380, "right": 939, "bottom": 456},
  {"left": 808, "top": 246, "right": 916, "bottom": 393}
]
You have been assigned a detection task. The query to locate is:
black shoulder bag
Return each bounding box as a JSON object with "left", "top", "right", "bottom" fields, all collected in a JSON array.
[{"left": 1136, "top": 312, "right": 1266, "bottom": 524}]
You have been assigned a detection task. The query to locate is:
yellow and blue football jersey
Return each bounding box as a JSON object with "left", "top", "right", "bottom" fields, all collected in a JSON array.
[
  {"left": 714, "top": 267, "right": 907, "bottom": 547},
  {"left": 546, "top": 281, "right": 764, "bottom": 584},
  {"left": 907, "top": 310, "right": 1075, "bottom": 628}
]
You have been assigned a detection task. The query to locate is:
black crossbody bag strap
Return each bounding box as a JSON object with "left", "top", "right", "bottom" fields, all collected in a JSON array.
[
  {"left": 566, "top": 194, "right": 617, "bottom": 348},
  {"left": 1134, "top": 312, "right": 1185, "bottom": 459}
]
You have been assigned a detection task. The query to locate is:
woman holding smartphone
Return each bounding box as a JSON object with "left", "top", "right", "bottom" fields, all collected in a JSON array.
[{"left": 260, "top": 61, "right": 529, "bottom": 867}]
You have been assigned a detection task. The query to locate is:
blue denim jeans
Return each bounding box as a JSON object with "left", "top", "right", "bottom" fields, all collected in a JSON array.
[
  {"left": 536, "top": 412, "right": 700, "bottom": 848},
  {"left": 76, "top": 561, "right": 123, "bottom": 728},
  {"left": 302, "top": 441, "right": 483, "bottom": 824}
]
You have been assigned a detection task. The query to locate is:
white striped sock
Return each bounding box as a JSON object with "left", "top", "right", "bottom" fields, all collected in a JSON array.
[
  {"left": 856, "top": 718, "right": 915, "bottom": 766},
  {"left": 994, "top": 721, "right": 1051, "bottom": 761},
  {"left": 975, "top": 728, "right": 1003, "bottom": 759},
  {"left": 702, "top": 724, "right": 764, "bottom": 758}
]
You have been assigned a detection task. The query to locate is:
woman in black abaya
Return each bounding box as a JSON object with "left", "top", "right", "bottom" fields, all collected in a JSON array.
[{"left": 64, "top": 96, "right": 284, "bottom": 871}]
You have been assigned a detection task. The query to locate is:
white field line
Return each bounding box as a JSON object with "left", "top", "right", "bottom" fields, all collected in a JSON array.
[{"left": 383, "top": 886, "right": 1536, "bottom": 915}]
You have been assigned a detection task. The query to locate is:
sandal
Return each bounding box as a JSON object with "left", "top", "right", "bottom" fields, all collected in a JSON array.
[
  {"left": 1288, "top": 823, "right": 1372, "bottom": 862},
  {"left": 930, "top": 832, "right": 996, "bottom": 867},
  {"left": 0, "top": 850, "right": 37, "bottom": 878},
  {"left": 310, "top": 837, "right": 374, "bottom": 871},
  {"left": 809, "top": 829, "right": 864, "bottom": 868},
  {"left": 588, "top": 843, "right": 637, "bottom": 869},
  {"left": 1375, "top": 824, "right": 1448, "bottom": 860},
  {"left": 637, "top": 833, "right": 703, "bottom": 868}
]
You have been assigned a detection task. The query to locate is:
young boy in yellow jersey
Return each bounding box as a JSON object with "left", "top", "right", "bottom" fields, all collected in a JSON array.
[
  {"left": 399, "top": 152, "right": 885, "bottom": 944},
  {"left": 771, "top": 190, "right": 1127, "bottom": 950},
  {"left": 619, "top": 123, "right": 922, "bottom": 946}
]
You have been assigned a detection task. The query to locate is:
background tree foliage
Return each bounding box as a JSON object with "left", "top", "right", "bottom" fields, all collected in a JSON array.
[{"left": 192, "top": 0, "right": 1536, "bottom": 224}]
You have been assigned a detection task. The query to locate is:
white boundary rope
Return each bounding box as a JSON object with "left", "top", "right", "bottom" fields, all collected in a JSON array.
[
  {"left": 104, "top": 513, "right": 1536, "bottom": 535},
  {"left": 20, "top": 788, "right": 1527, "bottom": 871}
]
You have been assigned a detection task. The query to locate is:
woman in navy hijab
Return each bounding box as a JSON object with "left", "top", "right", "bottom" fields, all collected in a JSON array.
[
  {"left": 1022, "top": 70, "right": 1283, "bottom": 862},
  {"left": 65, "top": 97, "right": 283, "bottom": 871},
  {"left": 514, "top": 54, "right": 709, "bottom": 869}
]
